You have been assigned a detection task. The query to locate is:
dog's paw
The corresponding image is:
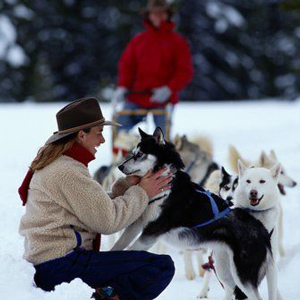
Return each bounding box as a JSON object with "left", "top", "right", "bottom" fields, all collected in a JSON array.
[{"left": 197, "top": 290, "right": 208, "bottom": 298}]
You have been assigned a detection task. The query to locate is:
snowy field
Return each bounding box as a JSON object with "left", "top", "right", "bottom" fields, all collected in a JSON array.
[{"left": 1, "top": 100, "right": 300, "bottom": 300}]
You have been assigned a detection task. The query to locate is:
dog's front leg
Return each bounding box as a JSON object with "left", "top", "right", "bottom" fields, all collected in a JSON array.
[
  {"left": 111, "top": 221, "right": 143, "bottom": 251},
  {"left": 129, "top": 234, "right": 158, "bottom": 251},
  {"left": 278, "top": 203, "right": 285, "bottom": 257}
]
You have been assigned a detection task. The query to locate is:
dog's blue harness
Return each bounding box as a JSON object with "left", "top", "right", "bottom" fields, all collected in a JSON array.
[{"left": 193, "top": 189, "right": 231, "bottom": 228}]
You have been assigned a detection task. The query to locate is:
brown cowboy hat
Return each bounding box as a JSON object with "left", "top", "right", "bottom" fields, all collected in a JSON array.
[
  {"left": 45, "top": 97, "right": 120, "bottom": 145},
  {"left": 140, "top": 0, "right": 175, "bottom": 18}
]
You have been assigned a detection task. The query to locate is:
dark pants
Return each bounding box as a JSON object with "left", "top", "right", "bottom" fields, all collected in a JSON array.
[{"left": 34, "top": 249, "right": 175, "bottom": 300}]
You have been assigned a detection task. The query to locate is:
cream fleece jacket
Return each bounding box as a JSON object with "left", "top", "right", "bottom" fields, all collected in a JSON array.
[{"left": 19, "top": 155, "right": 149, "bottom": 265}]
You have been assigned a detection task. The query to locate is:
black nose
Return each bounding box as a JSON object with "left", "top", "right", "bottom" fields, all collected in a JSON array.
[
  {"left": 250, "top": 190, "right": 257, "bottom": 197},
  {"left": 292, "top": 181, "right": 297, "bottom": 187},
  {"left": 227, "top": 196, "right": 233, "bottom": 201},
  {"left": 118, "top": 165, "right": 124, "bottom": 172}
]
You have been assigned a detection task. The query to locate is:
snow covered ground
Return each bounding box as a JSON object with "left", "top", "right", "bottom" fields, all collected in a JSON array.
[{"left": 1, "top": 100, "right": 300, "bottom": 300}]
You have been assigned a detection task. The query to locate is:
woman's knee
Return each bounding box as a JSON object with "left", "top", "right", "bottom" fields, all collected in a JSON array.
[{"left": 153, "top": 254, "right": 175, "bottom": 280}]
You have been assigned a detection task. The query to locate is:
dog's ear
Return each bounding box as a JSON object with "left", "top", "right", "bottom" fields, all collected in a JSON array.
[
  {"left": 138, "top": 127, "right": 149, "bottom": 140},
  {"left": 221, "top": 166, "right": 230, "bottom": 180},
  {"left": 237, "top": 159, "right": 247, "bottom": 177},
  {"left": 153, "top": 127, "right": 165, "bottom": 145},
  {"left": 271, "top": 163, "right": 281, "bottom": 181},
  {"left": 259, "top": 151, "right": 269, "bottom": 166},
  {"left": 269, "top": 150, "right": 277, "bottom": 160},
  {"left": 173, "top": 134, "right": 182, "bottom": 150}
]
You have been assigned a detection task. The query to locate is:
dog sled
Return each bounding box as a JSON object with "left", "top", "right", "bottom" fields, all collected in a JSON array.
[{"left": 111, "top": 90, "right": 172, "bottom": 143}]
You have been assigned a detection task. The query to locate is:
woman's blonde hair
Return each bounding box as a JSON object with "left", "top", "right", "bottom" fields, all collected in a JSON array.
[
  {"left": 30, "top": 133, "right": 78, "bottom": 172},
  {"left": 30, "top": 127, "right": 93, "bottom": 171}
]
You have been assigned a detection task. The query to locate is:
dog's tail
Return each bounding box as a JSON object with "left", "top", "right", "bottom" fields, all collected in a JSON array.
[
  {"left": 192, "top": 136, "right": 213, "bottom": 159},
  {"left": 228, "top": 145, "right": 249, "bottom": 173}
]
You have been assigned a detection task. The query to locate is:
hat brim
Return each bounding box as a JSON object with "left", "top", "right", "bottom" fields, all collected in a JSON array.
[{"left": 45, "top": 119, "right": 121, "bottom": 145}]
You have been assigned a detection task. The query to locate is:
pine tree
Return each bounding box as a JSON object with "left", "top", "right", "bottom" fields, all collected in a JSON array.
[{"left": 177, "top": 0, "right": 300, "bottom": 101}]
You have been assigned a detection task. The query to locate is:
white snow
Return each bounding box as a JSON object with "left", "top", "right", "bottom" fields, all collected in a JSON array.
[
  {"left": 13, "top": 4, "right": 35, "bottom": 20},
  {"left": 6, "top": 44, "right": 27, "bottom": 67},
  {"left": 1, "top": 100, "right": 300, "bottom": 300},
  {"left": 0, "top": 15, "right": 16, "bottom": 56},
  {"left": 206, "top": 1, "right": 245, "bottom": 34},
  {"left": 0, "top": 14, "right": 27, "bottom": 67}
]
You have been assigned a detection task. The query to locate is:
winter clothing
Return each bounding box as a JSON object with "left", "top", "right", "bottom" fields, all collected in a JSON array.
[
  {"left": 19, "top": 143, "right": 149, "bottom": 265},
  {"left": 19, "top": 169, "right": 34, "bottom": 206},
  {"left": 33, "top": 249, "right": 175, "bottom": 300},
  {"left": 18, "top": 142, "right": 95, "bottom": 206},
  {"left": 45, "top": 97, "right": 120, "bottom": 145},
  {"left": 112, "top": 87, "right": 127, "bottom": 106},
  {"left": 117, "top": 21, "right": 193, "bottom": 108},
  {"left": 150, "top": 85, "right": 172, "bottom": 103}
]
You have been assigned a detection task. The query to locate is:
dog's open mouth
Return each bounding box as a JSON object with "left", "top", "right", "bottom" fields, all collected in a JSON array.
[
  {"left": 278, "top": 183, "right": 286, "bottom": 195},
  {"left": 249, "top": 194, "right": 264, "bottom": 206}
]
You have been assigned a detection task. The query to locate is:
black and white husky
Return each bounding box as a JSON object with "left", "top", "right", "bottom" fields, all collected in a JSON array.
[
  {"left": 113, "top": 127, "right": 278, "bottom": 300},
  {"left": 219, "top": 166, "right": 239, "bottom": 204}
]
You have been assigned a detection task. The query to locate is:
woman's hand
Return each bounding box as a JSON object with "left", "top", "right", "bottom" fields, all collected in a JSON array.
[
  {"left": 125, "top": 175, "right": 141, "bottom": 186},
  {"left": 138, "top": 167, "right": 173, "bottom": 199}
]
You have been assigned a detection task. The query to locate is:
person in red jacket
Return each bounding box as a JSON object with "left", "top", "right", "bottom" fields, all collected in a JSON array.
[{"left": 113, "top": 0, "right": 193, "bottom": 136}]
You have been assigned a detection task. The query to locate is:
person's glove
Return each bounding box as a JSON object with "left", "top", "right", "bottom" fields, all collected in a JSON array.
[
  {"left": 112, "top": 87, "right": 127, "bottom": 106},
  {"left": 150, "top": 86, "right": 172, "bottom": 103}
]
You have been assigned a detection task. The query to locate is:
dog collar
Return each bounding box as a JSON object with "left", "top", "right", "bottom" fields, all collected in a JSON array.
[
  {"left": 243, "top": 207, "right": 273, "bottom": 214},
  {"left": 148, "top": 194, "right": 168, "bottom": 205}
]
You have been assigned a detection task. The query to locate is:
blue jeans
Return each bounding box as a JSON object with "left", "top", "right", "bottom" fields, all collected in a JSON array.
[
  {"left": 117, "top": 101, "right": 172, "bottom": 136},
  {"left": 34, "top": 249, "right": 175, "bottom": 300}
]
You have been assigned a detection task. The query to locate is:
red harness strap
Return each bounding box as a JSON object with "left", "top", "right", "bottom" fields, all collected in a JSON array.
[{"left": 202, "top": 252, "right": 224, "bottom": 289}]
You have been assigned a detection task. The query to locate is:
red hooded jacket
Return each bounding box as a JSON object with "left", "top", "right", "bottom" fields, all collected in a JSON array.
[{"left": 118, "top": 21, "right": 194, "bottom": 108}]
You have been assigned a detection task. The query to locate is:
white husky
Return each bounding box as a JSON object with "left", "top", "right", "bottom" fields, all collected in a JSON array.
[
  {"left": 234, "top": 160, "right": 283, "bottom": 300},
  {"left": 229, "top": 146, "right": 297, "bottom": 257}
]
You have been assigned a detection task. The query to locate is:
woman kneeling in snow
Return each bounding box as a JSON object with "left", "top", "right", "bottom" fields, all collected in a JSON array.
[{"left": 18, "top": 97, "right": 174, "bottom": 300}]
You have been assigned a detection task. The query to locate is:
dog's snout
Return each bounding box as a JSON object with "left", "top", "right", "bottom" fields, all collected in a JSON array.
[
  {"left": 250, "top": 190, "right": 258, "bottom": 197},
  {"left": 227, "top": 196, "right": 233, "bottom": 201},
  {"left": 292, "top": 181, "right": 297, "bottom": 187},
  {"left": 118, "top": 165, "right": 124, "bottom": 172}
]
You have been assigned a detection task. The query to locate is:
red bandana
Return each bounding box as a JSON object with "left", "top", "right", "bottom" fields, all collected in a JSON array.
[{"left": 18, "top": 143, "right": 101, "bottom": 251}]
